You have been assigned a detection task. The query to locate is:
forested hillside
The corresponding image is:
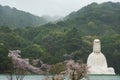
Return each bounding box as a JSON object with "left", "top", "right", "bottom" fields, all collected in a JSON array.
[
  {"left": 0, "top": 2, "right": 120, "bottom": 74},
  {"left": 0, "top": 5, "right": 48, "bottom": 27},
  {"left": 59, "top": 2, "right": 120, "bottom": 36}
]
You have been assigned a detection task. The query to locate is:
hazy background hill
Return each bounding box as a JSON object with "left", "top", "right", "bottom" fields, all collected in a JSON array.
[
  {"left": 0, "top": 5, "right": 56, "bottom": 28},
  {"left": 0, "top": 2, "right": 120, "bottom": 74}
]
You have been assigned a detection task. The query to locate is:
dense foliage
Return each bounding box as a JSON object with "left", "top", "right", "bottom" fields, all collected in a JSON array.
[
  {"left": 0, "top": 43, "right": 13, "bottom": 73},
  {"left": 0, "top": 2, "right": 120, "bottom": 74},
  {"left": 49, "top": 63, "right": 66, "bottom": 74}
]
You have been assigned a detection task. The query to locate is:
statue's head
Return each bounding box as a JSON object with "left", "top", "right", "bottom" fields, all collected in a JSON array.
[{"left": 93, "top": 39, "right": 101, "bottom": 53}]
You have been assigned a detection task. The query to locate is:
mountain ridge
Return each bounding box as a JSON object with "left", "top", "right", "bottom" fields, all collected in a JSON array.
[
  {"left": 0, "top": 5, "right": 48, "bottom": 28},
  {"left": 52, "top": 1, "right": 120, "bottom": 36}
]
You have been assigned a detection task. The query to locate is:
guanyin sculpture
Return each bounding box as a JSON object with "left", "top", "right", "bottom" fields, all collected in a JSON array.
[{"left": 87, "top": 39, "right": 115, "bottom": 74}]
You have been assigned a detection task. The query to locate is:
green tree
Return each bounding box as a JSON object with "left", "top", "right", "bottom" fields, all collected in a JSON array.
[
  {"left": 0, "top": 44, "right": 13, "bottom": 73},
  {"left": 49, "top": 63, "right": 66, "bottom": 74},
  {"left": 64, "top": 28, "right": 82, "bottom": 54},
  {"left": 22, "top": 44, "right": 46, "bottom": 59}
]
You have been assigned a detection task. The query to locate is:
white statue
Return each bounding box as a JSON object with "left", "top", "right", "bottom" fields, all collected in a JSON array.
[{"left": 87, "top": 39, "right": 115, "bottom": 74}]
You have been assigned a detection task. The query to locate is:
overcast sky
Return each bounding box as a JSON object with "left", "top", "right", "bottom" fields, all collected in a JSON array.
[{"left": 0, "top": 0, "right": 120, "bottom": 17}]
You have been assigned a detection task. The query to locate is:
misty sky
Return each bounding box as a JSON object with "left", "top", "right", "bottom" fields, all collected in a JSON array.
[{"left": 0, "top": 0, "right": 120, "bottom": 17}]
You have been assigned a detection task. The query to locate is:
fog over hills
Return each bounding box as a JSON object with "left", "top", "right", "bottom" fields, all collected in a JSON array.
[{"left": 0, "top": 5, "right": 61, "bottom": 28}]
